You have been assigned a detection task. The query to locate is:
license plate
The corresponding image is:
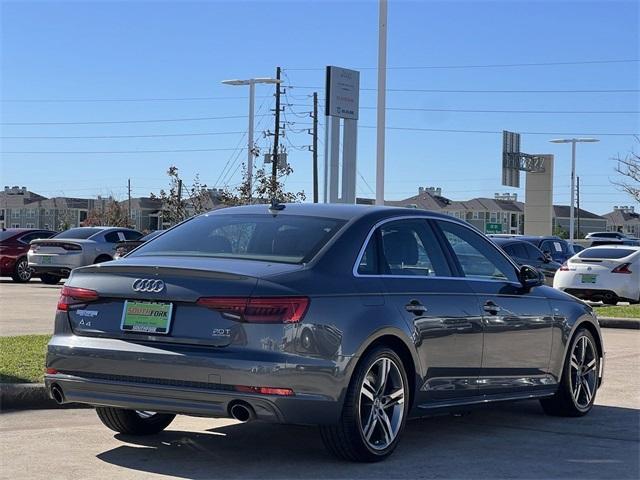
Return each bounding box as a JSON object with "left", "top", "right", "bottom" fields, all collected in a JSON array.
[
  {"left": 121, "top": 301, "right": 173, "bottom": 334},
  {"left": 581, "top": 274, "right": 597, "bottom": 284},
  {"left": 41, "top": 256, "right": 53, "bottom": 265}
]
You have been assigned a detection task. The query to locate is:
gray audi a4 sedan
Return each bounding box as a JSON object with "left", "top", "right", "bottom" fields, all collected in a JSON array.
[{"left": 45, "top": 204, "right": 604, "bottom": 462}]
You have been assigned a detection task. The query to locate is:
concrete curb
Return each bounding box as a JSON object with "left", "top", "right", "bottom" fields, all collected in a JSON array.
[
  {"left": 598, "top": 317, "right": 640, "bottom": 329},
  {"left": 0, "top": 383, "right": 86, "bottom": 412}
]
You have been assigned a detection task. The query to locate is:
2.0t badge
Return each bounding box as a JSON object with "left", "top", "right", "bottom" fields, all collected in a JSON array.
[{"left": 132, "top": 278, "right": 165, "bottom": 293}]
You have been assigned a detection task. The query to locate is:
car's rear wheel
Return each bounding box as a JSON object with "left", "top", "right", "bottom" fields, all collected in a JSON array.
[
  {"left": 540, "top": 328, "right": 599, "bottom": 417},
  {"left": 320, "top": 346, "right": 409, "bottom": 462},
  {"left": 94, "top": 255, "right": 112, "bottom": 264},
  {"left": 11, "top": 257, "right": 32, "bottom": 283},
  {"left": 95, "top": 407, "right": 175, "bottom": 435},
  {"left": 40, "top": 274, "right": 60, "bottom": 285}
]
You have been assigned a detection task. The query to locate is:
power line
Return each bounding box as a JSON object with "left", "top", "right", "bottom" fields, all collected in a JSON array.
[
  {"left": 291, "top": 104, "right": 639, "bottom": 114},
  {"left": 2, "top": 147, "right": 245, "bottom": 154},
  {"left": 1, "top": 114, "right": 269, "bottom": 126},
  {"left": 357, "top": 125, "right": 638, "bottom": 136},
  {"left": 0, "top": 95, "right": 271, "bottom": 103},
  {"left": 285, "top": 59, "right": 639, "bottom": 71},
  {"left": 0, "top": 131, "right": 246, "bottom": 139},
  {"left": 287, "top": 85, "right": 640, "bottom": 94}
]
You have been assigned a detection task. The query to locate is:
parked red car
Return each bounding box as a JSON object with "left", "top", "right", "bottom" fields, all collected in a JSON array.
[{"left": 0, "top": 228, "right": 57, "bottom": 282}]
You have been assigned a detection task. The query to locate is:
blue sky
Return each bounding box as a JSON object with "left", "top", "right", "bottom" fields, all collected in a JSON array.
[{"left": 1, "top": 0, "right": 638, "bottom": 214}]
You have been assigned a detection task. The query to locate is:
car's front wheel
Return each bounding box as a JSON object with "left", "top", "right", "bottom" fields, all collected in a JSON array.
[
  {"left": 540, "top": 328, "right": 600, "bottom": 417},
  {"left": 11, "top": 257, "right": 32, "bottom": 283},
  {"left": 320, "top": 346, "right": 409, "bottom": 462},
  {"left": 96, "top": 407, "right": 175, "bottom": 435}
]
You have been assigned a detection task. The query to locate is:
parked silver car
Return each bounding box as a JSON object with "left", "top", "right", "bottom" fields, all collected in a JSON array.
[{"left": 28, "top": 227, "right": 142, "bottom": 284}]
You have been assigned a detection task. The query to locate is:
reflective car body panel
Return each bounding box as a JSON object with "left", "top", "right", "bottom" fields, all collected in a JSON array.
[{"left": 45, "top": 204, "right": 604, "bottom": 425}]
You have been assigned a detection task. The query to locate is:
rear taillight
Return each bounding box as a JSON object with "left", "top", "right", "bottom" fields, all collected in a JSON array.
[
  {"left": 29, "top": 244, "right": 40, "bottom": 253},
  {"left": 234, "top": 385, "right": 295, "bottom": 396},
  {"left": 61, "top": 243, "right": 81, "bottom": 251},
  {"left": 196, "top": 296, "right": 309, "bottom": 324},
  {"left": 611, "top": 263, "right": 633, "bottom": 274},
  {"left": 559, "top": 262, "right": 569, "bottom": 271},
  {"left": 57, "top": 286, "right": 99, "bottom": 311}
]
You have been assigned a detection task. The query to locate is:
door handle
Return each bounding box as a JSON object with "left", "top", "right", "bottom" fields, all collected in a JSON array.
[
  {"left": 405, "top": 300, "right": 427, "bottom": 315},
  {"left": 483, "top": 301, "right": 501, "bottom": 314}
]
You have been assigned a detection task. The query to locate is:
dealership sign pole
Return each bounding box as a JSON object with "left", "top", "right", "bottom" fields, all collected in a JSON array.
[{"left": 324, "top": 66, "right": 360, "bottom": 203}]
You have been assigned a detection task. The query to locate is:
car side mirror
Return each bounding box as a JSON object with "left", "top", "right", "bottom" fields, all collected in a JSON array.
[{"left": 519, "top": 265, "right": 544, "bottom": 289}]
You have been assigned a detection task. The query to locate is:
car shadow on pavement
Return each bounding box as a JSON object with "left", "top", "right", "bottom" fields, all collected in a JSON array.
[{"left": 96, "top": 401, "right": 639, "bottom": 479}]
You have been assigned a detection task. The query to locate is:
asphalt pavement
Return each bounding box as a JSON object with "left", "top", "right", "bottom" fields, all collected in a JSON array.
[
  {"left": 1, "top": 329, "right": 638, "bottom": 480},
  {"left": 0, "top": 279, "right": 62, "bottom": 336}
]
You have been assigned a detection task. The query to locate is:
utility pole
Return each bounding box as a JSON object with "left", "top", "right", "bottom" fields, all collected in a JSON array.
[
  {"left": 576, "top": 176, "right": 581, "bottom": 239},
  {"left": 177, "top": 179, "right": 183, "bottom": 222},
  {"left": 127, "top": 178, "right": 132, "bottom": 227},
  {"left": 375, "top": 0, "right": 388, "bottom": 205},
  {"left": 312, "top": 92, "right": 319, "bottom": 203},
  {"left": 271, "top": 66, "right": 282, "bottom": 196}
]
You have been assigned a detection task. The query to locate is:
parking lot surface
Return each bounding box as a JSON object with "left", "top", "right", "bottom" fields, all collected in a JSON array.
[
  {"left": 1, "top": 329, "right": 638, "bottom": 480},
  {"left": 0, "top": 279, "right": 62, "bottom": 336}
]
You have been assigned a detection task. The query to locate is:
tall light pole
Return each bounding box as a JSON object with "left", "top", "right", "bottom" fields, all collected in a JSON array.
[
  {"left": 549, "top": 137, "right": 599, "bottom": 242},
  {"left": 375, "top": 0, "right": 388, "bottom": 205},
  {"left": 222, "top": 77, "right": 280, "bottom": 197}
]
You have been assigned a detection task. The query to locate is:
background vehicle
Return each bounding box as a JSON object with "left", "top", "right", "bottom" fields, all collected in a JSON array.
[
  {"left": 0, "top": 228, "right": 57, "bottom": 282},
  {"left": 491, "top": 237, "right": 561, "bottom": 285},
  {"left": 114, "top": 230, "right": 163, "bottom": 259},
  {"left": 585, "top": 232, "right": 640, "bottom": 247},
  {"left": 28, "top": 226, "right": 142, "bottom": 284},
  {"left": 518, "top": 236, "right": 575, "bottom": 263},
  {"left": 554, "top": 245, "right": 640, "bottom": 305},
  {"left": 45, "top": 205, "right": 604, "bottom": 462},
  {"left": 571, "top": 243, "right": 585, "bottom": 253}
]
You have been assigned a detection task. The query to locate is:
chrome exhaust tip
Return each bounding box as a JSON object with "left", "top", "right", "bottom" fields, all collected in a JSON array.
[
  {"left": 50, "top": 384, "right": 65, "bottom": 404},
  {"left": 228, "top": 401, "right": 255, "bottom": 422}
]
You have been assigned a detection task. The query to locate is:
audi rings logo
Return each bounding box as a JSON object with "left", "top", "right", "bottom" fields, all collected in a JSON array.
[{"left": 132, "top": 278, "right": 165, "bottom": 293}]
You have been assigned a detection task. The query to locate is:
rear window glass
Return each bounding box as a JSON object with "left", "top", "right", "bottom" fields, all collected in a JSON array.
[
  {"left": 0, "top": 231, "right": 18, "bottom": 242},
  {"left": 578, "top": 248, "right": 637, "bottom": 259},
  {"left": 130, "top": 214, "right": 346, "bottom": 264},
  {"left": 54, "top": 228, "right": 102, "bottom": 239}
]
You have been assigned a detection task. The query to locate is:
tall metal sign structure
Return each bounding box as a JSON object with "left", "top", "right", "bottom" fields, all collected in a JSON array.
[
  {"left": 323, "top": 66, "right": 360, "bottom": 204},
  {"left": 501, "top": 131, "right": 554, "bottom": 235}
]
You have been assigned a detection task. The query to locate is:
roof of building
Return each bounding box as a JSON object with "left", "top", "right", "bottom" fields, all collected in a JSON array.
[
  {"left": 603, "top": 209, "right": 640, "bottom": 225},
  {"left": 553, "top": 205, "right": 605, "bottom": 220}
]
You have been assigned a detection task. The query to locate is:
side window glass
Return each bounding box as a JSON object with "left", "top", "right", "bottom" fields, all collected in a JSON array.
[
  {"left": 524, "top": 243, "right": 542, "bottom": 260},
  {"left": 437, "top": 221, "right": 519, "bottom": 282},
  {"left": 357, "top": 235, "right": 379, "bottom": 275},
  {"left": 104, "top": 232, "right": 120, "bottom": 243},
  {"left": 123, "top": 230, "right": 142, "bottom": 241},
  {"left": 379, "top": 220, "right": 450, "bottom": 277}
]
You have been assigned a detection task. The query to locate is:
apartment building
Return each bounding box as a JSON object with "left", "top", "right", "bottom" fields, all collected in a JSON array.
[{"left": 604, "top": 206, "right": 640, "bottom": 237}]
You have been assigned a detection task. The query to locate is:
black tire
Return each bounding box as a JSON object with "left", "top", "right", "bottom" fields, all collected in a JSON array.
[
  {"left": 40, "top": 274, "right": 60, "bottom": 285},
  {"left": 320, "top": 346, "right": 410, "bottom": 462},
  {"left": 603, "top": 298, "right": 618, "bottom": 306},
  {"left": 540, "top": 328, "right": 600, "bottom": 417},
  {"left": 93, "top": 255, "right": 112, "bottom": 264},
  {"left": 11, "top": 257, "right": 32, "bottom": 283},
  {"left": 96, "top": 407, "right": 175, "bottom": 435}
]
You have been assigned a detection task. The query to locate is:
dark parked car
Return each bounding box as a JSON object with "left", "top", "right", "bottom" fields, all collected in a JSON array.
[
  {"left": 491, "top": 237, "right": 561, "bottom": 285},
  {"left": 518, "top": 236, "right": 575, "bottom": 263},
  {"left": 0, "top": 228, "right": 57, "bottom": 282},
  {"left": 45, "top": 205, "right": 604, "bottom": 462},
  {"left": 114, "top": 230, "right": 163, "bottom": 259}
]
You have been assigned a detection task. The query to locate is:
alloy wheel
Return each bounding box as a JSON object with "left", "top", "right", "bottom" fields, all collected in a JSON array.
[
  {"left": 16, "top": 258, "right": 31, "bottom": 281},
  {"left": 569, "top": 336, "right": 598, "bottom": 409},
  {"left": 358, "top": 357, "right": 405, "bottom": 451}
]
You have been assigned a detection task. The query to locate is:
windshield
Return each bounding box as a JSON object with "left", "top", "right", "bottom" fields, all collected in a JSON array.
[
  {"left": 130, "top": 214, "right": 346, "bottom": 264},
  {"left": 579, "top": 248, "right": 637, "bottom": 259},
  {"left": 54, "top": 228, "right": 102, "bottom": 239},
  {"left": 0, "top": 231, "right": 18, "bottom": 242}
]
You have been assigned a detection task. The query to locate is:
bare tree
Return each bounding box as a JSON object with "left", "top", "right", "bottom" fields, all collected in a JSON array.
[
  {"left": 84, "top": 199, "right": 130, "bottom": 227},
  {"left": 612, "top": 138, "right": 640, "bottom": 203},
  {"left": 151, "top": 166, "right": 213, "bottom": 227},
  {"left": 218, "top": 163, "right": 305, "bottom": 206}
]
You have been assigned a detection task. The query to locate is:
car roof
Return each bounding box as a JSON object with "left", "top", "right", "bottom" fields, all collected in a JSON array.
[
  {"left": 491, "top": 238, "right": 534, "bottom": 247},
  {"left": 519, "top": 235, "right": 563, "bottom": 242},
  {"left": 583, "top": 244, "right": 640, "bottom": 251},
  {"left": 207, "top": 203, "right": 456, "bottom": 222}
]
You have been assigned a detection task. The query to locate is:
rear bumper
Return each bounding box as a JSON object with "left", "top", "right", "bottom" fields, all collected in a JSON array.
[
  {"left": 45, "top": 334, "right": 349, "bottom": 425},
  {"left": 30, "top": 265, "right": 73, "bottom": 278},
  {"left": 44, "top": 373, "right": 336, "bottom": 424}
]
